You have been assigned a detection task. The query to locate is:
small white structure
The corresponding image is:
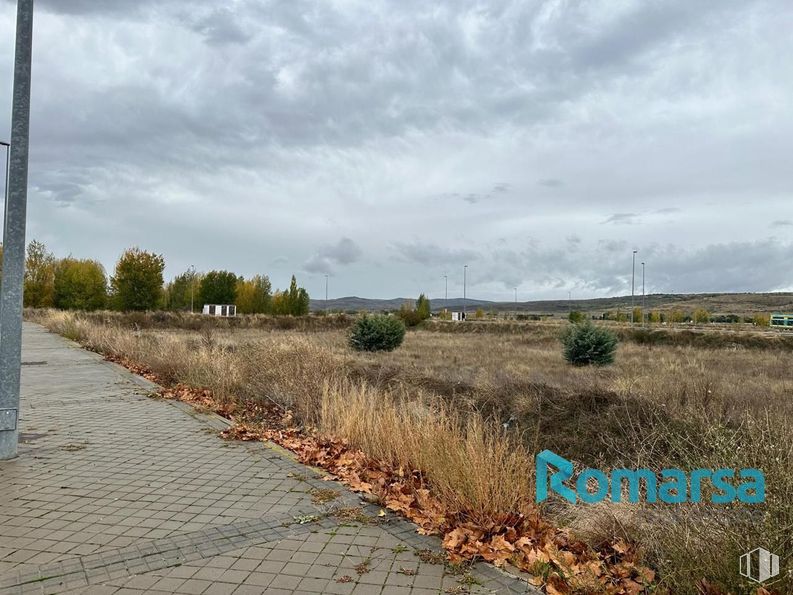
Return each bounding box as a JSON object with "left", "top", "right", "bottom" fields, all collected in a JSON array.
[
  {"left": 451, "top": 311, "right": 466, "bottom": 322},
  {"left": 202, "top": 304, "right": 236, "bottom": 318}
]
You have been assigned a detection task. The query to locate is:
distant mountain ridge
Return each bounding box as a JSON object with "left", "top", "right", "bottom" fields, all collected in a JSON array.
[{"left": 310, "top": 292, "right": 793, "bottom": 315}]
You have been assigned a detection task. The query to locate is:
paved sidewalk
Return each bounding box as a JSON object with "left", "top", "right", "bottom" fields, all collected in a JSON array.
[{"left": 0, "top": 324, "right": 532, "bottom": 594}]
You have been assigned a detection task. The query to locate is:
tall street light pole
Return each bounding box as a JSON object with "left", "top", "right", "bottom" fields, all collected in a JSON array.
[
  {"left": 463, "top": 265, "right": 467, "bottom": 319},
  {"left": 641, "top": 262, "right": 646, "bottom": 324},
  {"left": 0, "top": 0, "right": 35, "bottom": 461},
  {"left": 630, "top": 250, "right": 637, "bottom": 324},
  {"left": 1, "top": 141, "right": 9, "bottom": 241},
  {"left": 188, "top": 264, "right": 196, "bottom": 313}
]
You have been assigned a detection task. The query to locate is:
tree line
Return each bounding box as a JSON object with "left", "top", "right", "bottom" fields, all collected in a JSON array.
[{"left": 0, "top": 240, "right": 310, "bottom": 315}]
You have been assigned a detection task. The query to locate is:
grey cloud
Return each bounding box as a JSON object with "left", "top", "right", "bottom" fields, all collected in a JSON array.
[
  {"left": 598, "top": 240, "right": 629, "bottom": 254},
  {"left": 2, "top": 0, "right": 792, "bottom": 299},
  {"left": 538, "top": 179, "right": 563, "bottom": 188},
  {"left": 603, "top": 213, "right": 640, "bottom": 225},
  {"left": 477, "top": 239, "right": 793, "bottom": 297},
  {"left": 304, "top": 238, "right": 362, "bottom": 274},
  {"left": 391, "top": 241, "right": 477, "bottom": 266},
  {"left": 188, "top": 7, "right": 252, "bottom": 46}
]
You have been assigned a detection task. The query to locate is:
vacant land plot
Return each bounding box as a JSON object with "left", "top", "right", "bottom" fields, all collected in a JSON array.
[{"left": 28, "top": 310, "right": 793, "bottom": 594}]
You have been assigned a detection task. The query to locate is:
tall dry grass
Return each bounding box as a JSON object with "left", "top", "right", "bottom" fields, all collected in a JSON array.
[
  {"left": 29, "top": 310, "right": 533, "bottom": 528},
  {"left": 28, "top": 309, "right": 793, "bottom": 593}
]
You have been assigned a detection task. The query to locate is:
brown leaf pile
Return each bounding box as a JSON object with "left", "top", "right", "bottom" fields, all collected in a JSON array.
[{"left": 103, "top": 353, "right": 777, "bottom": 595}]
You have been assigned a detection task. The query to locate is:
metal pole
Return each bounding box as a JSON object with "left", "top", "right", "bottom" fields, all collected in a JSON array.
[
  {"left": 1, "top": 142, "right": 9, "bottom": 242},
  {"left": 189, "top": 265, "right": 195, "bottom": 313},
  {"left": 631, "top": 250, "right": 637, "bottom": 324},
  {"left": 324, "top": 274, "right": 328, "bottom": 310},
  {"left": 0, "top": 0, "right": 35, "bottom": 461},
  {"left": 444, "top": 275, "right": 447, "bottom": 303},
  {"left": 514, "top": 287, "right": 517, "bottom": 311},
  {"left": 641, "top": 262, "right": 645, "bottom": 324},
  {"left": 463, "top": 265, "right": 467, "bottom": 318}
]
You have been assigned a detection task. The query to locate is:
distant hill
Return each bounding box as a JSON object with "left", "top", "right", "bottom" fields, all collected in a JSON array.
[{"left": 310, "top": 293, "right": 793, "bottom": 316}]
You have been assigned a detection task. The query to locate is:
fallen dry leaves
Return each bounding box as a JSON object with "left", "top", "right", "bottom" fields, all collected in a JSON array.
[{"left": 104, "top": 353, "right": 779, "bottom": 595}]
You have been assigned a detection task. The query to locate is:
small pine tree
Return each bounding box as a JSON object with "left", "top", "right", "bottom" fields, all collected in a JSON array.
[
  {"left": 349, "top": 314, "right": 406, "bottom": 352},
  {"left": 561, "top": 321, "right": 618, "bottom": 366},
  {"left": 568, "top": 310, "right": 585, "bottom": 323}
]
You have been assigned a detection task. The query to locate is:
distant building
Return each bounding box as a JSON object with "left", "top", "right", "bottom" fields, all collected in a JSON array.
[
  {"left": 451, "top": 311, "right": 466, "bottom": 322},
  {"left": 770, "top": 312, "right": 793, "bottom": 327},
  {"left": 203, "top": 304, "right": 236, "bottom": 318}
]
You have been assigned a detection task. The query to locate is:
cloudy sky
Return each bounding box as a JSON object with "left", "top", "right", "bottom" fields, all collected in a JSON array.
[{"left": 1, "top": 0, "right": 792, "bottom": 301}]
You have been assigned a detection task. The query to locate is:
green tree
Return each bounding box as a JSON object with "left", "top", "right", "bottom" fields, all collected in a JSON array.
[
  {"left": 199, "top": 270, "right": 238, "bottom": 305},
  {"left": 561, "top": 321, "right": 618, "bottom": 366},
  {"left": 632, "top": 307, "right": 643, "bottom": 324},
  {"left": 54, "top": 258, "right": 107, "bottom": 311},
  {"left": 349, "top": 314, "right": 406, "bottom": 352},
  {"left": 24, "top": 240, "right": 56, "bottom": 308},
  {"left": 693, "top": 308, "right": 710, "bottom": 324},
  {"left": 236, "top": 275, "right": 272, "bottom": 314},
  {"left": 416, "top": 293, "right": 431, "bottom": 320},
  {"left": 164, "top": 271, "right": 200, "bottom": 311},
  {"left": 669, "top": 309, "right": 686, "bottom": 323},
  {"left": 753, "top": 313, "right": 770, "bottom": 327},
  {"left": 110, "top": 247, "right": 165, "bottom": 311},
  {"left": 568, "top": 310, "right": 586, "bottom": 323}
]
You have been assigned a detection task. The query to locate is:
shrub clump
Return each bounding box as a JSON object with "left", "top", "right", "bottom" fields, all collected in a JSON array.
[
  {"left": 561, "top": 321, "right": 618, "bottom": 366},
  {"left": 349, "top": 314, "right": 406, "bottom": 352}
]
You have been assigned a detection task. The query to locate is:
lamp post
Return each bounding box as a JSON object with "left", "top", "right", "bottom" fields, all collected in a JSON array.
[
  {"left": 188, "top": 265, "right": 196, "bottom": 313},
  {"left": 463, "top": 265, "right": 468, "bottom": 319},
  {"left": 1, "top": 141, "right": 9, "bottom": 241},
  {"left": 631, "top": 250, "right": 637, "bottom": 324},
  {"left": 641, "top": 262, "right": 645, "bottom": 324},
  {"left": 0, "top": 0, "right": 35, "bottom": 461}
]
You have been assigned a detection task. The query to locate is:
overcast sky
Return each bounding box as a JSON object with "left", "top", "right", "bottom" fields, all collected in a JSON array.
[{"left": 1, "top": 0, "right": 792, "bottom": 301}]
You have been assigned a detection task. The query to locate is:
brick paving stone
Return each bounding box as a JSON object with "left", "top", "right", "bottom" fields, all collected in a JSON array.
[{"left": 0, "top": 324, "right": 538, "bottom": 594}]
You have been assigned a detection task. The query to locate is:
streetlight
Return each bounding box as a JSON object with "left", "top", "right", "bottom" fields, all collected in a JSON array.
[
  {"left": 1, "top": 141, "right": 9, "bottom": 240},
  {"left": 188, "top": 265, "right": 196, "bottom": 313},
  {"left": 463, "top": 265, "right": 468, "bottom": 319},
  {"left": 641, "top": 262, "right": 646, "bottom": 324},
  {"left": 0, "top": 0, "right": 35, "bottom": 461},
  {"left": 631, "top": 250, "right": 638, "bottom": 324}
]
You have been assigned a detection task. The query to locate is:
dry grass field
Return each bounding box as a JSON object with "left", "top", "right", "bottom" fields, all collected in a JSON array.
[{"left": 27, "top": 310, "right": 793, "bottom": 594}]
